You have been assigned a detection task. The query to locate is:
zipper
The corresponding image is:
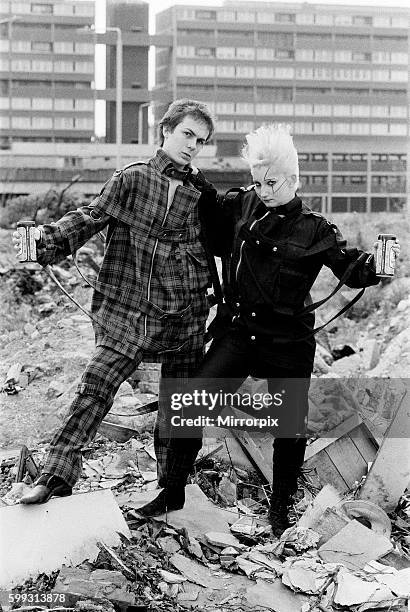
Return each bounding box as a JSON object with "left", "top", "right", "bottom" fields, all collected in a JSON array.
[{"left": 235, "top": 211, "right": 270, "bottom": 282}]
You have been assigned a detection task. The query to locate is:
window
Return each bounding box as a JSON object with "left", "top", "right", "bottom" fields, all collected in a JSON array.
[
  {"left": 389, "top": 124, "right": 406, "bottom": 136},
  {"left": 0, "top": 39, "right": 9, "bottom": 52},
  {"left": 313, "top": 104, "right": 331, "bottom": 116},
  {"left": 31, "top": 3, "right": 52, "bottom": 14},
  {"left": 390, "top": 106, "right": 407, "bottom": 118},
  {"left": 54, "top": 41, "right": 74, "bottom": 54},
  {"left": 75, "top": 117, "right": 93, "bottom": 130},
  {"left": 296, "top": 68, "right": 314, "bottom": 80},
  {"left": 391, "top": 70, "right": 407, "bottom": 82},
  {"left": 351, "top": 123, "right": 370, "bottom": 135},
  {"left": 53, "top": 3, "right": 73, "bottom": 15},
  {"left": 257, "top": 49, "right": 275, "bottom": 61},
  {"left": 195, "top": 10, "right": 216, "bottom": 20},
  {"left": 236, "top": 66, "right": 254, "bottom": 78},
  {"left": 11, "top": 59, "right": 30, "bottom": 71},
  {"left": 10, "top": 2, "right": 30, "bottom": 13},
  {"left": 0, "top": 116, "right": 10, "bottom": 128},
  {"left": 34, "top": 116, "right": 53, "bottom": 129},
  {"left": 218, "top": 10, "right": 235, "bottom": 22},
  {"left": 315, "top": 14, "right": 333, "bottom": 25},
  {"left": 371, "top": 106, "right": 389, "bottom": 118},
  {"left": 275, "top": 67, "right": 294, "bottom": 79},
  {"left": 313, "top": 123, "right": 332, "bottom": 134},
  {"left": 236, "top": 102, "right": 254, "bottom": 114},
  {"left": 217, "top": 120, "right": 234, "bottom": 131},
  {"left": 75, "top": 61, "right": 93, "bottom": 73},
  {"left": 54, "top": 117, "right": 74, "bottom": 129},
  {"left": 235, "top": 120, "right": 254, "bottom": 132},
  {"left": 216, "top": 65, "right": 235, "bottom": 77},
  {"left": 314, "top": 68, "right": 332, "bottom": 80},
  {"left": 179, "top": 8, "right": 195, "bottom": 20},
  {"left": 334, "top": 15, "right": 352, "bottom": 26},
  {"left": 314, "top": 50, "right": 332, "bottom": 62},
  {"left": 0, "top": 59, "right": 10, "bottom": 70},
  {"left": 32, "top": 41, "right": 52, "bottom": 52},
  {"left": 334, "top": 69, "right": 352, "bottom": 80},
  {"left": 294, "top": 122, "right": 313, "bottom": 134},
  {"left": 75, "top": 99, "right": 93, "bottom": 111},
  {"left": 352, "top": 69, "right": 371, "bottom": 81},
  {"left": 295, "top": 49, "right": 314, "bottom": 61},
  {"left": 195, "top": 64, "right": 215, "bottom": 77},
  {"left": 12, "top": 116, "right": 31, "bottom": 128},
  {"left": 55, "top": 98, "right": 74, "bottom": 110},
  {"left": 352, "top": 52, "right": 371, "bottom": 62},
  {"left": 256, "top": 66, "right": 274, "bottom": 79},
  {"left": 12, "top": 97, "right": 31, "bottom": 109},
  {"left": 351, "top": 105, "right": 370, "bottom": 117},
  {"left": 334, "top": 50, "right": 352, "bottom": 62},
  {"left": 216, "top": 102, "right": 235, "bottom": 113},
  {"left": 74, "top": 3, "right": 93, "bottom": 17},
  {"left": 257, "top": 12, "right": 275, "bottom": 24},
  {"left": 75, "top": 43, "right": 94, "bottom": 55},
  {"left": 334, "top": 123, "right": 351, "bottom": 134},
  {"left": 333, "top": 105, "right": 351, "bottom": 116},
  {"left": 275, "top": 104, "right": 293, "bottom": 115},
  {"left": 236, "top": 11, "right": 255, "bottom": 22},
  {"left": 177, "top": 46, "right": 195, "bottom": 58},
  {"left": 352, "top": 15, "right": 372, "bottom": 26},
  {"left": 216, "top": 47, "right": 235, "bottom": 59},
  {"left": 275, "top": 13, "right": 295, "bottom": 23},
  {"left": 195, "top": 47, "right": 215, "bottom": 58},
  {"left": 276, "top": 49, "right": 294, "bottom": 60},
  {"left": 256, "top": 103, "right": 274, "bottom": 114},
  {"left": 12, "top": 40, "right": 31, "bottom": 52},
  {"left": 373, "top": 69, "right": 390, "bottom": 81},
  {"left": 372, "top": 52, "right": 390, "bottom": 64},
  {"left": 236, "top": 47, "right": 255, "bottom": 60},
  {"left": 296, "top": 13, "right": 314, "bottom": 25},
  {"left": 373, "top": 16, "right": 390, "bottom": 27},
  {"left": 32, "top": 97, "right": 52, "bottom": 110},
  {"left": 258, "top": 32, "right": 293, "bottom": 46},
  {"left": 177, "top": 64, "right": 195, "bottom": 76},
  {"left": 390, "top": 16, "right": 408, "bottom": 27},
  {"left": 0, "top": 97, "right": 9, "bottom": 109},
  {"left": 54, "top": 61, "right": 73, "bottom": 72},
  {"left": 295, "top": 104, "right": 313, "bottom": 115},
  {"left": 390, "top": 53, "right": 408, "bottom": 64},
  {"left": 371, "top": 123, "right": 388, "bottom": 135}
]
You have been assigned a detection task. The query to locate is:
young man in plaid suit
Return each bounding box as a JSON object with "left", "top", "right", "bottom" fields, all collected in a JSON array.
[{"left": 15, "top": 99, "right": 218, "bottom": 513}]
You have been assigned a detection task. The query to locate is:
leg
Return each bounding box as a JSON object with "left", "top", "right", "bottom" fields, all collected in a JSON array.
[
  {"left": 20, "top": 346, "right": 139, "bottom": 504},
  {"left": 140, "top": 331, "right": 250, "bottom": 516}
]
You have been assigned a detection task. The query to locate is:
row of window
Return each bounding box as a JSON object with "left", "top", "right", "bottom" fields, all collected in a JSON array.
[
  {"left": 0, "top": 116, "right": 94, "bottom": 129},
  {"left": 0, "top": 1, "right": 94, "bottom": 17},
  {"left": 1, "top": 40, "right": 94, "bottom": 54},
  {"left": 0, "top": 59, "right": 93, "bottom": 73},
  {"left": 212, "top": 102, "right": 407, "bottom": 119},
  {"left": 176, "top": 63, "right": 408, "bottom": 83},
  {"left": 0, "top": 97, "right": 93, "bottom": 111},
  {"left": 216, "top": 120, "right": 407, "bottom": 136},
  {"left": 177, "top": 46, "right": 408, "bottom": 65},
  {"left": 298, "top": 153, "right": 406, "bottom": 163},
  {"left": 178, "top": 7, "right": 408, "bottom": 29}
]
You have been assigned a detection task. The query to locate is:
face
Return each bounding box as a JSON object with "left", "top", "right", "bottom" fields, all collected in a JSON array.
[
  {"left": 162, "top": 116, "right": 209, "bottom": 169},
  {"left": 252, "top": 165, "right": 297, "bottom": 208}
]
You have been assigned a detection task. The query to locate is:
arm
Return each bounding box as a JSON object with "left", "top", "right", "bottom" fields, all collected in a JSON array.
[
  {"left": 318, "top": 220, "right": 380, "bottom": 288},
  {"left": 34, "top": 171, "right": 128, "bottom": 266}
]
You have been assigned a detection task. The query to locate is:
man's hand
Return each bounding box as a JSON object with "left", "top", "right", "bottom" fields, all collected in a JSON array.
[
  {"left": 190, "top": 168, "right": 215, "bottom": 193},
  {"left": 12, "top": 227, "right": 42, "bottom": 258}
]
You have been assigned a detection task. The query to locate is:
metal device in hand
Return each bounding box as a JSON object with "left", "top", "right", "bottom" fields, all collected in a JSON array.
[
  {"left": 375, "top": 234, "right": 396, "bottom": 277},
  {"left": 16, "top": 220, "right": 37, "bottom": 263}
]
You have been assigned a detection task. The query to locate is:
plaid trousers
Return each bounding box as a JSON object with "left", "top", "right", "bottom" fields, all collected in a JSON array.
[{"left": 43, "top": 344, "right": 204, "bottom": 487}]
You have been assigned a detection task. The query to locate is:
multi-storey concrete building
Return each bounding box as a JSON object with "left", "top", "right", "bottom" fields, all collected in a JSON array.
[
  {"left": 155, "top": 1, "right": 409, "bottom": 213},
  {"left": 0, "top": 0, "right": 95, "bottom": 146}
]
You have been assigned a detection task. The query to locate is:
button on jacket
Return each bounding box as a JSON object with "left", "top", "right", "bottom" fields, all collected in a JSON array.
[{"left": 36, "top": 149, "right": 213, "bottom": 358}]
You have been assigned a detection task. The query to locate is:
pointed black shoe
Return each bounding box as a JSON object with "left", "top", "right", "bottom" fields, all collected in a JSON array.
[
  {"left": 136, "top": 488, "right": 185, "bottom": 517},
  {"left": 20, "top": 474, "right": 72, "bottom": 505},
  {"left": 268, "top": 482, "right": 296, "bottom": 538}
]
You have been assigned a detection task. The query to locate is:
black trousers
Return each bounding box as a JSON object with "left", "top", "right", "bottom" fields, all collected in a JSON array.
[{"left": 167, "top": 328, "right": 312, "bottom": 490}]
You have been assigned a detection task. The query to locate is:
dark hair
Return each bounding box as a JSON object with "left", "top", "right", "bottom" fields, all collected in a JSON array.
[{"left": 158, "top": 99, "right": 214, "bottom": 145}]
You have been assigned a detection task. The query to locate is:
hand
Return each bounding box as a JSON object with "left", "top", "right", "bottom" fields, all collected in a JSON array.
[
  {"left": 373, "top": 239, "right": 401, "bottom": 260},
  {"left": 12, "top": 227, "right": 42, "bottom": 258},
  {"left": 190, "top": 168, "right": 214, "bottom": 192}
]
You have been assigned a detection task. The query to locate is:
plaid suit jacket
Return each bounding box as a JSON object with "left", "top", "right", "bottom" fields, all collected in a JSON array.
[{"left": 37, "top": 149, "right": 212, "bottom": 357}]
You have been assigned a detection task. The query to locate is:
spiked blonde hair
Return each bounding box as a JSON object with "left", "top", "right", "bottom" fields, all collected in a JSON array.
[{"left": 241, "top": 123, "right": 299, "bottom": 181}]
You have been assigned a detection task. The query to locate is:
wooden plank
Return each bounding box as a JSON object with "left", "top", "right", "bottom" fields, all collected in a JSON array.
[
  {"left": 326, "top": 436, "right": 368, "bottom": 488},
  {"left": 230, "top": 429, "right": 274, "bottom": 483},
  {"left": 304, "top": 451, "right": 348, "bottom": 492},
  {"left": 304, "top": 413, "right": 363, "bottom": 460},
  {"left": 351, "top": 426, "right": 379, "bottom": 465},
  {"left": 359, "top": 382, "right": 410, "bottom": 511}
]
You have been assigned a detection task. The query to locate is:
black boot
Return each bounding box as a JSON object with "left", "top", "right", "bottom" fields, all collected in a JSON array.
[
  {"left": 136, "top": 487, "right": 185, "bottom": 517},
  {"left": 268, "top": 482, "right": 296, "bottom": 538}
]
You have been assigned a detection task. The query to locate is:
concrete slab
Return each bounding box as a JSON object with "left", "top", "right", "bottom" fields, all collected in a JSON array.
[
  {"left": 0, "top": 489, "right": 131, "bottom": 588},
  {"left": 129, "top": 484, "right": 237, "bottom": 538},
  {"left": 245, "top": 578, "right": 308, "bottom": 611}
]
